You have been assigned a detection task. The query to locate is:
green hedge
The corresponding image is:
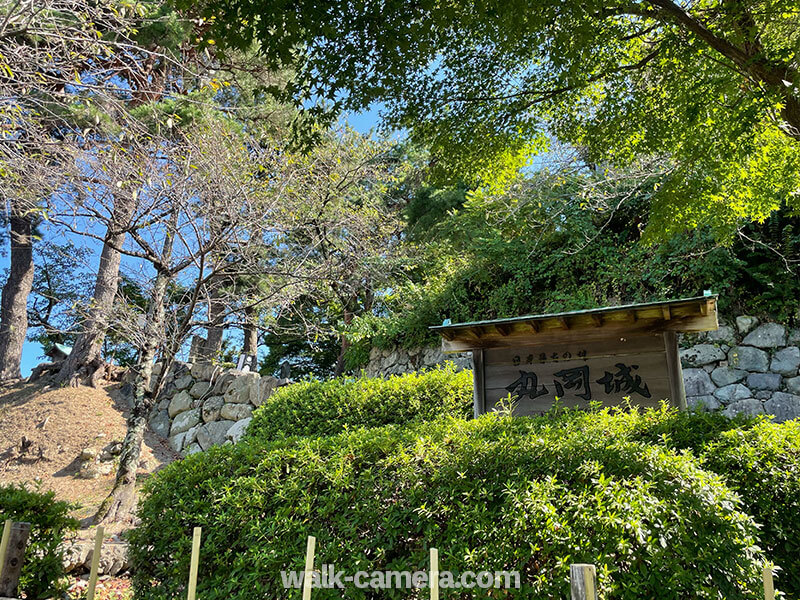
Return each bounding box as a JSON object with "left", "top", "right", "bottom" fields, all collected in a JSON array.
[
  {"left": 702, "top": 421, "right": 800, "bottom": 596},
  {"left": 246, "top": 364, "right": 473, "bottom": 442},
  {"left": 131, "top": 410, "right": 767, "bottom": 600},
  {"left": 502, "top": 406, "right": 800, "bottom": 597},
  {"left": 0, "top": 483, "right": 78, "bottom": 600}
]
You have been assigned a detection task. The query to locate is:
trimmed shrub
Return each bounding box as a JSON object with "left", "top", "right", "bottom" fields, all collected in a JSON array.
[
  {"left": 0, "top": 483, "right": 79, "bottom": 600},
  {"left": 512, "top": 405, "right": 800, "bottom": 597},
  {"left": 131, "top": 412, "right": 764, "bottom": 599},
  {"left": 702, "top": 421, "right": 800, "bottom": 596},
  {"left": 246, "top": 364, "right": 473, "bottom": 442}
]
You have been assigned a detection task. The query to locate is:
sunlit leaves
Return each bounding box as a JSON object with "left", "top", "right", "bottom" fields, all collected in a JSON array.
[{"left": 187, "top": 0, "right": 800, "bottom": 238}]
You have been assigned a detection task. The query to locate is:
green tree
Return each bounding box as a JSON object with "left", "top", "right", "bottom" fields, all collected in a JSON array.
[
  {"left": 347, "top": 164, "right": 800, "bottom": 353},
  {"left": 247, "top": 128, "right": 410, "bottom": 377},
  {"left": 184, "top": 0, "right": 800, "bottom": 237}
]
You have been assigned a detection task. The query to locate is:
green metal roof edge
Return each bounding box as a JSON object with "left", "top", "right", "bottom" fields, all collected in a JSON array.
[{"left": 429, "top": 294, "right": 718, "bottom": 331}]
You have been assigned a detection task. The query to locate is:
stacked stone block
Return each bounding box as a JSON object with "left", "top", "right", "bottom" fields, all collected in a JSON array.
[
  {"left": 682, "top": 318, "right": 800, "bottom": 421},
  {"left": 147, "top": 361, "right": 286, "bottom": 456},
  {"left": 364, "top": 346, "right": 472, "bottom": 377}
]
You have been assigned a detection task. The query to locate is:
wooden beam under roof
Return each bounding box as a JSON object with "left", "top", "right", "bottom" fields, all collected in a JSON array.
[
  {"left": 431, "top": 295, "right": 719, "bottom": 353},
  {"left": 494, "top": 323, "right": 512, "bottom": 336}
]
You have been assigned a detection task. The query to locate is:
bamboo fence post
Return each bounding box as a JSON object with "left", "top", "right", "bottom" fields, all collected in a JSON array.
[
  {"left": 763, "top": 565, "right": 775, "bottom": 600},
  {"left": 86, "top": 526, "right": 104, "bottom": 600},
  {"left": 0, "top": 522, "right": 31, "bottom": 598},
  {"left": 302, "top": 536, "right": 316, "bottom": 600},
  {"left": 187, "top": 527, "right": 202, "bottom": 600},
  {"left": 430, "top": 548, "right": 439, "bottom": 600},
  {"left": 0, "top": 520, "right": 11, "bottom": 581},
  {"left": 570, "top": 564, "right": 597, "bottom": 600}
]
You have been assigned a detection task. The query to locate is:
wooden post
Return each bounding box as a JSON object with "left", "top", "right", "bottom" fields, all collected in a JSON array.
[
  {"left": 570, "top": 564, "right": 597, "bottom": 600},
  {"left": 763, "top": 565, "right": 775, "bottom": 600},
  {"left": 302, "top": 536, "right": 316, "bottom": 600},
  {"left": 663, "top": 331, "right": 687, "bottom": 410},
  {"left": 86, "top": 526, "right": 104, "bottom": 600},
  {"left": 430, "top": 547, "right": 439, "bottom": 600},
  {"left": 187, "top": 527, "right": 202, "bottom": 600},
  {"left": 0, "top": 522, "right": 31, "bottom": 598},
  {"left": 0, "top": 520, "right": 11, "bottom": 582},
  {"left": 472, "top": 349, "right": 485, "bottom": 418}
]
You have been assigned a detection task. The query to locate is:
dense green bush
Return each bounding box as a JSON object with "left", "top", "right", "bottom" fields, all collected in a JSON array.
[
  {"left": 346, "top": 187, "right": 800, "bottom": 355},
  {"left": 506, "top": 406, "right": 800, "bottom": 597},
  {"left": 0, "top": 483, "right": 78, "bottom": 600},
  {"left": 246, "top": 364, "right": 473, "bottom": 442},
  {"left": 131, "top": 411, "right": 766, "bottom": 600},
  {"left": 702, "top": 421, "right": 800, "bottom": 596}
]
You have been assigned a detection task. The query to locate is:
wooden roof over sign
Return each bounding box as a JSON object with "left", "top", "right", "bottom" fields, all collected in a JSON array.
[{"left": 431, "top": 295, "right": 718, "bottom": 353}]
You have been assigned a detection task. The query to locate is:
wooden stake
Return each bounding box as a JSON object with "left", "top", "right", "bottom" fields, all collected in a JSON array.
[
  {"left": 570, "top": 564, "right": 597, "bottom": 600},
  {"left": 0, "top": 520, "right": 11, "bottom": 582},
  {"left": 430, "top": 548, "right": 439, "bottom": 600},
  {"left": 763, "top": 565, "right": 775, "bottom": 600},
  {"left": 187, "top": 527, "right": 202, "bottom": 600},
  {"left": 0, "top": 522, "right": 31, "bottom": 598},
  {"left": 86, "top": 526, "right": 104, "bottom": 600},
  {"left": 302, "top": 536, "right": 316, "bottom": 600}
]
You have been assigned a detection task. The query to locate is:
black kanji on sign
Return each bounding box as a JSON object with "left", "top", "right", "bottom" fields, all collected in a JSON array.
[
  {"left": 505, "top": 370, "right": 549, "bottom": 399},
  {"left": 553, "top": 365, "right": 591, "bottom": 401},
  {"left": 596, "top": 363, "right": 651, "bottom": 398}
]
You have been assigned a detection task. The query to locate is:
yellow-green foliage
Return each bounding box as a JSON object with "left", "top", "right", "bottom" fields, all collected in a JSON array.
[
  {"left": 130, "top": 406, "right": 787, "bottom": 600},
  {"left": 246, "top": 364, "right": 473, "bottom": 442}
]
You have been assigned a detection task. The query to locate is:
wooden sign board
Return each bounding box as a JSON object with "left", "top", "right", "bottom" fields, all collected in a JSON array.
[
  {"left": 479, "top": 335, "right": 672, "bottom": 416},
  {"left": 433, "top": 296, "right": 717, "bottom": 418}
]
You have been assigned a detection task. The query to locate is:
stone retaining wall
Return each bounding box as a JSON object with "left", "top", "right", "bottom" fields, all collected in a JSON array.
[
  {"left": 147, "top": 361, "right": 288, "bottom": 456},
  {"left": 680, "top": 317, "right": 800, "bottom": 420},
  {"left": 364, "top": 345, "right": 472, "bottom": 376},
  {"left": 363, "top": 316, "right": 800, "bottom": 422}
]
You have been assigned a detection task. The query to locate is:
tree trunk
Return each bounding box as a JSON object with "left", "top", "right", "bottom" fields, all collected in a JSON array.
[
  {"left": 333, "top": 306, "right": 354, "bottom": 377},
  {"left": 200, "top": 275, "right": 225, "bottom": 359},
  {"left": 242, "top": 303, "right": 258, "bottom": 356},
  {"left": 0, "top": 206, "right": 34, "bottom": 383},
  {"left": 94, "top": 212, "right": 177, "bottom": 524},
  {"left": 56, "top": 194, "right": 135, "bottom": 385},
  {"left": 95, "top": 266, "right": 170, "bottom": 524}
]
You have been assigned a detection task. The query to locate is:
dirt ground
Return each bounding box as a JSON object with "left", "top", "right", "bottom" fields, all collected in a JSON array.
[
  {"left": 0, "top": 380, "right": 179, "bottom": 598},
  {"left": 0, "top": 380, "right": 177, "bottom": 525}
]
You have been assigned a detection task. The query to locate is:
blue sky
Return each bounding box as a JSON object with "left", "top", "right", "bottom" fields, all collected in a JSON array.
[{"left": 2, "top": 106, "right": 385, "bottom": 377}]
